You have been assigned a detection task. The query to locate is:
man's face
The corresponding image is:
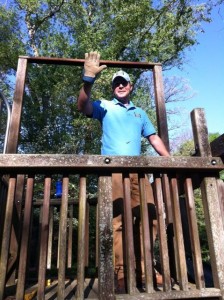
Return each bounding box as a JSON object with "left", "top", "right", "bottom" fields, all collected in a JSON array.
[{"left": 112, "top": 77, "right": 133, "bottom": 101}]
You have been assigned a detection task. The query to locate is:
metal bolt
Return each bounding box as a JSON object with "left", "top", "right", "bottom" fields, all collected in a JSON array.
[
  {"left": 211, "top": 159, "right": 217, "bottom": 165},
  {"left": 104, "top": 157, "right": 111, "bottom": 164}
]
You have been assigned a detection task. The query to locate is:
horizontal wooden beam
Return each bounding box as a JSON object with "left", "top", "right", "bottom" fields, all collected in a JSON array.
[
  {"left": 19, "top": 56, "right": 161, "bottom": 69},
  {"left": 0, "top": 154, "right": 223, "bottom": 173},
  {"left": 33, "top": 198, "right": 97, "bottom": 206}
]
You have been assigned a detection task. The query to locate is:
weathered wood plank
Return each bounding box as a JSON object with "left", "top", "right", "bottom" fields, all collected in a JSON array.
[
  {"left": 191, "top": 108, "right": 212, "bottom": 157},
  {"left": 57, "top": 176, "right": 69, "bottom": 299},
  {"left": 114, "top": 288, "right": 222, "bottom": 299},
  {"left": 217, "top": 179, "right": 224, "bottom": 230},
  {"left": 184, "top": 177, "right": 205, "bottom": 290},
  {"left": 153, "top": 65, "right": 170, "bottom": 151},
  {"left": 16, "top": 176, "right": 34, "bottom": 300},
  {"left": 0, "top": 155, "right": 223, "bottom": 171},
  {"left": 201, "top": 177, "right": 224, "bottom": 290},
  {"left": 6, "top": 58, "right": 27, "bottom": 154},
  {"left": 123, "top": 175, "right": 136, "bottom": 294},
  {"left": 19, "top": 55, "right": 161, "bottom": 68},
  {"left": 76, "top": 175, "right": 87, "bottom": 299},
  {"left": 7, "top": 174, "right": 25, "bottom": 285},
  {"left": 97, "top": 175, "right": 115, "bottom": 300},
  {"left": 0, "top": 176, "right": 17, "bottom": 300},
  {"left": 154, "top": 175, "right": 171, "bottom": 292},
  {"left": 37, "top": 177, "right": 51, "bottom": 300},
  {"left": 139, "top": 174, "right": 154, "bottom": 293},
  {"left": 67, "top": 204, "right": 73, "bottom": 268},
  {"left": 170, "top": 178, "right": 188, "bottom": 291}
]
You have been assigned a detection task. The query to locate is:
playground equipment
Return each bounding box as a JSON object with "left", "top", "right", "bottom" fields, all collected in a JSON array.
[{"left": 0, "top": 56, "right": 224, "bottom": 299}]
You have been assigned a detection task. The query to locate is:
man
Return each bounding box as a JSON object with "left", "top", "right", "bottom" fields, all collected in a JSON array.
[{"left": 77, "top": 51, "right": 170, "bottom": 292}]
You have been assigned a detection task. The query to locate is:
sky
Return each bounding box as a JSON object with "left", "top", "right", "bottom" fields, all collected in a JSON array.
[{"left": 164, "top": 5, "right": 224, "bottom": 137}]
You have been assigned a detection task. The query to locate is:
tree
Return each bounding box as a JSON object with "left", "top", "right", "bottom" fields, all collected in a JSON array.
[{"left": 0, "top": 0, "right": 223, "bottom": 154}]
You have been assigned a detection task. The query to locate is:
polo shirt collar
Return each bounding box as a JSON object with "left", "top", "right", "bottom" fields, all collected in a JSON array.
[{"left": 112, "top": 97, "right": 136, "bottom": 109}]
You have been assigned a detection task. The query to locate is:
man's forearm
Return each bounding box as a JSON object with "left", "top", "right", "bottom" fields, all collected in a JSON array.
[
  {"left": 148, "top": 135, "right": 170, "bottom": 156},
  {"left": 77, "top": 82, "right": 93, "bottom": 115},
  {"left": 78, "top": 51, "right": 107, "bottom": 115}
]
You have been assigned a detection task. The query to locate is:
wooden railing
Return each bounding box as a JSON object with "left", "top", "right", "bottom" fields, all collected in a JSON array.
[
  {"left": 0, "top": 151, "right": 224, "bottom": 300},
  {"left": 0, "top": 52, "right": 224, "bottom": 299}
]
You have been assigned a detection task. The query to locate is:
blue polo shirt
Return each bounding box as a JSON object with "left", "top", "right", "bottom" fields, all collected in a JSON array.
[{"left": 91, "top": 98, "right": 156, "bottom": 155}]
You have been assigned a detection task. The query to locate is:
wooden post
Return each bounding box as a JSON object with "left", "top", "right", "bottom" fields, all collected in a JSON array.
[
  {"left": 191, "top": 108, "right": 224, "bottom": 292},
  {"left": 16, "top": 176, "right": 34, "bottom": 299},
  {"left": 153, "top": 65, "right": 170, "bottom": 150},
  {"left": 47, "top": 207, "right": 53, "bottom": 269},
  {"left": 139, "top": 174, "right": 155, "bottom": 292},
  {"left": 67, "top": 204, "right": 73, "bottom": 268},
  {"left": 184, "top": 177, "right": 205, "bottom": 289},
  {"left": 7, "top": 174, "right": 24, "bottom": 285},
  {"left": 76, "top": 175, "right": 87, "bottom": 299},
  {"left": 123, "top": 174, "right": 136, "bottom": 294},
  {"left": 97, "top": 175, "right": 115, "bottom": 300},
  {"left": 153, "top": 174, "right": 172, "bottom": 291},
  {"left": 0, "top": 176, "right": 16, "bottom": 300},
  {"left": 37, "top": 177, "right": 51, "bottom": 300},
  {"left": 57, "top": 176, "right": 69, "bottom": 299},
  {"left": 170, "top": 177, "right": 188, "bottom": 291},
  {"left": 6, "top": 58, "right": 27, "bottom": 154}
]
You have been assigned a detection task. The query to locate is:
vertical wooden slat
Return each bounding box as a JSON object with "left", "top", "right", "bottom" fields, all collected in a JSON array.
[
  {"left": 0, "top": 176, "right": 16, "bottom": 300},
  {"left": 7, "top": 174, "right": 25, "bottom": 285},
  {"left": 37, "top": 176, "right": 51, "bottom": 300},
  {"left": 161, "top": 174, "right": 173, "bottom": 225},
  {"left": 153, "top": 65, "right": 170, "bottom": 150},
  {"left": 170, "top": 177, "right": 188, "bottom": 291},
  {"left": 184, "top": 177, "right": 205, "bottom": 289},
  {"left": 0, "top": 179, "right": 8, "bottom": 250},
  {"left": 191, "top": 108, "right": 224, "bottom": 289},
  {"left": 36, "top": 206, "right": 42, "bottom": 271},
  {"left": 200, "top": 178, "right": 224, "bottom": 289},
  {"left": 57, "top": 205, "right": 61, "bottom": 269},
  {"left": 85, "top": 201, "right": 90, "bottom": 266},
  {"left": 95, "top": 202, "right": 99, "bottom": 268},
  {"left": 6, "top": 58, "right": 27, "bottom": 154},
  {"left": 123, "top": 174, "right": 136, "bottom": 294},
  {"left": 76, "top": 175, "right": 87, "bottom": 299},
  {"left": 154, "top": 175, "right": 172, "bottom": 291},
  {"left": 57, "top": 176, "right": 69, "bottom": 299},
  {"left": 191, "top": 108, "right": 212, "bottom": 157},
  {"left": 5, "top": 56, "right": 27, "bottom": 288},
  {"left": 139, "top": 174, "right": 154, "bottom": 293},
  {"left": 153, "top": 66, "right": 176, "bottom": 284},
  {"left": 161, "top": 174, "right": 177, "bottom": 280},
  {"left": 16, "top": 175, "right": 34, "bottom": 299},
  {"left": 47, "top": 206, "right": 54, "bottom": 269},
  {"left": 67, "top": 204, "right": 73, "bottom": 268},
  {"left": 217, "top": 179, "right": 224, "bottom": 230},
  {"left": 98, "top": 175, "right": 115, "bottom": 300}
]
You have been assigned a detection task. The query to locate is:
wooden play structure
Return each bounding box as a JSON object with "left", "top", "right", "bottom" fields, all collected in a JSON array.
[{"left": 0, "top": 56, "right": 224, "bottom": 299}]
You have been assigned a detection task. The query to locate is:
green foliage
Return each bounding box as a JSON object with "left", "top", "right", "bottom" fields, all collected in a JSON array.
[
  {"left": 193, "top": 188, "right": 210, "bottom": 263},
  {"left": 174, "top": 139, "right": 195, "bottom": 156},
  {"left": 0, "top": 5, "right": 25, "bottom": 74},
  {"left": 0, "top": 0, "right": 219, "bottom": 154}
]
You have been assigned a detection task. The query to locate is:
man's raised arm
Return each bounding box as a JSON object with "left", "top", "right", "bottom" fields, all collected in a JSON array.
[{"left": 77, "top": 51, "right": 107, "bottom": 115}]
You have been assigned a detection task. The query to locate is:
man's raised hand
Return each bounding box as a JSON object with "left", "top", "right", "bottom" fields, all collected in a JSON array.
[{"left": 83, "top": 51, "right": 107, "bottom": 83}]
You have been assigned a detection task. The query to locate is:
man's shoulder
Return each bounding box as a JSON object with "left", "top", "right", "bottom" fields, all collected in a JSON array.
[{"left": 93, "top": 99, "right": 110, "bottom": 106}]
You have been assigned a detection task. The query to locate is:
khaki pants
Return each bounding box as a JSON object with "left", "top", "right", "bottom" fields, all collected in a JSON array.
[{"left": 112, "top": 173, "right": 157, "bottom": 281}]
